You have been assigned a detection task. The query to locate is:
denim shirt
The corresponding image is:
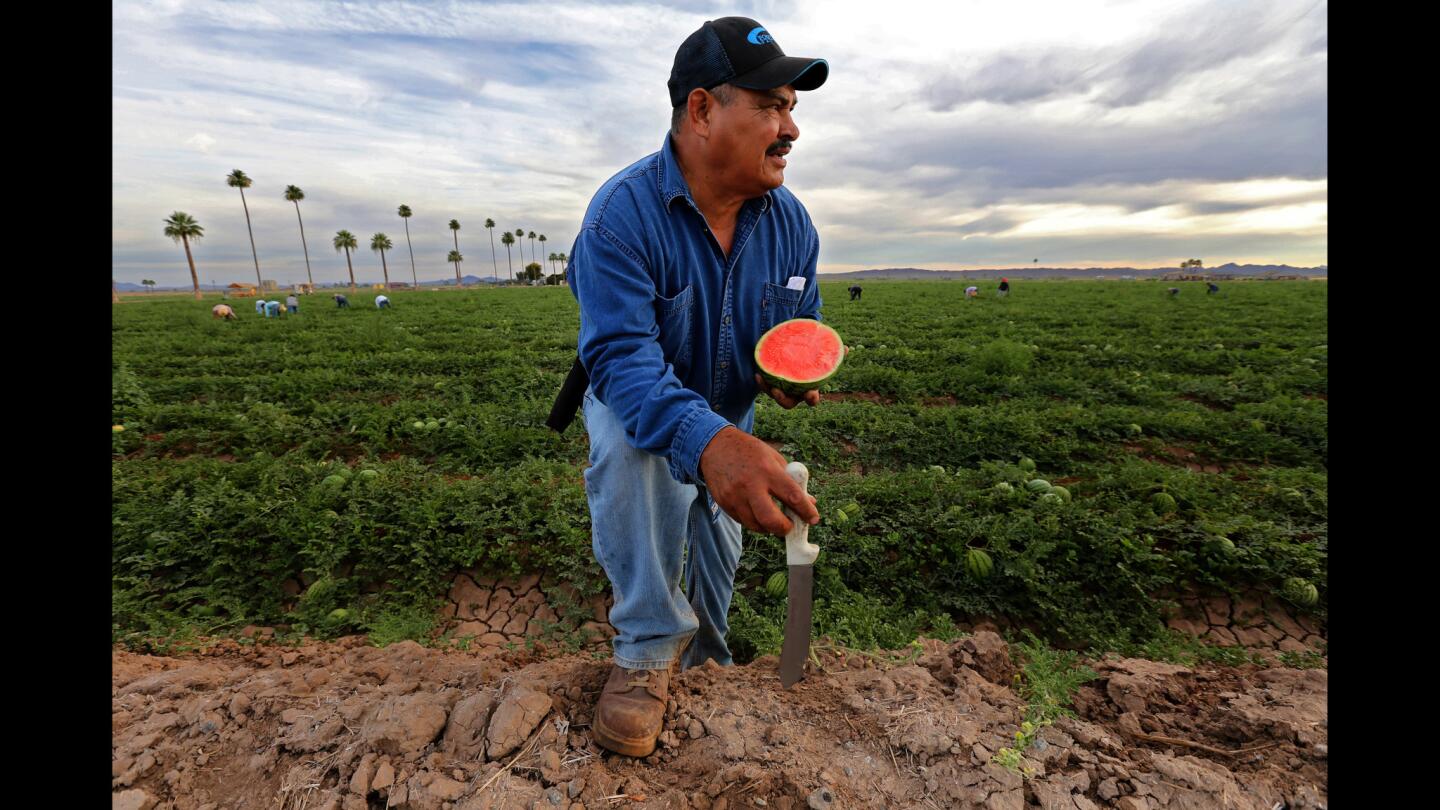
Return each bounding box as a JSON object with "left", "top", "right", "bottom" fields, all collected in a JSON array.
[{"left": 568, "top": 134, "right": 823, "bottom": 485}]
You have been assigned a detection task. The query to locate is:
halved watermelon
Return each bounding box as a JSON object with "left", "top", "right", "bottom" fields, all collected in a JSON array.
[{"left": 755, "top": 319, "right": 845, "bottom": 397}]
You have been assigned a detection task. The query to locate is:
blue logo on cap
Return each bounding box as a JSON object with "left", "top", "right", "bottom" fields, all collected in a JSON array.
[{"left": 747, "top": 27, "right": 773, "bottom": 45}]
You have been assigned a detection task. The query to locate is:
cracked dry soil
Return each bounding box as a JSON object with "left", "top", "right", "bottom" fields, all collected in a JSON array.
[{"left": 112, "top": 632, "right": 1326, "bottom": 810}]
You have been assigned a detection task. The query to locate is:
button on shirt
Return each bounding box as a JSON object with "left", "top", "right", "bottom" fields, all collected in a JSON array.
[{"left": 569, "top": 134, "right": 823, "bottom": 485}]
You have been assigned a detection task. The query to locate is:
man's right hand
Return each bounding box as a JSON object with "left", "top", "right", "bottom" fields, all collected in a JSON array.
[{"left": 699, "top": 426, "right": 820, "bottom": 537}]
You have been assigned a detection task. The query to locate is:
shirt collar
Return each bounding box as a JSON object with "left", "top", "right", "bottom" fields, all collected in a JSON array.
[{"left": 658, "top": 133, "right": 772, "bottom": 216}]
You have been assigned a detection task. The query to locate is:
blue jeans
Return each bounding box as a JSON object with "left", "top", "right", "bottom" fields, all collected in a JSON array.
[{"left": 582, "top": 389, "right": 750, "bottom": 671}]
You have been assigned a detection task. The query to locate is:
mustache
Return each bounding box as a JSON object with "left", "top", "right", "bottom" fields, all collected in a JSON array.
[{"left": 766, "top": 139, "right": 794, "bottom": 156}]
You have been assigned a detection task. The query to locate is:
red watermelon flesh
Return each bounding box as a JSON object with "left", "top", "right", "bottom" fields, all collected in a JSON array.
[{"left": 755, "top": 319, "right": 845, "bottom": 397}]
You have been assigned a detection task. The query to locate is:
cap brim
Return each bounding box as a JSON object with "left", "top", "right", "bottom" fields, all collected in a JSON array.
[{"left": 731, "top": 57, "right": 828, "bottom": 93}]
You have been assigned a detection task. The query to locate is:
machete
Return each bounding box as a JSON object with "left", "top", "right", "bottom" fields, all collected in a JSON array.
[{"left": 779, "top": 461, "right": 819, "bottom": 688}]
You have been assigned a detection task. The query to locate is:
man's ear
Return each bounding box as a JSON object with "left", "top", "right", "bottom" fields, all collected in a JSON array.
[{"left": 688, "top": 88, "right": 713, "bottom": 138}]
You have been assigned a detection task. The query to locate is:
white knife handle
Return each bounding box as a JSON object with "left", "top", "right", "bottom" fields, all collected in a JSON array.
[{"left": 783, "top": 461, "right": 819, "bottom": 566}]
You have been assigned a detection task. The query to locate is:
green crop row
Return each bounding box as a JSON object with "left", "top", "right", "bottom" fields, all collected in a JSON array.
[{"left": 112, "top": 280, "right": 1327, "bottom": 654}]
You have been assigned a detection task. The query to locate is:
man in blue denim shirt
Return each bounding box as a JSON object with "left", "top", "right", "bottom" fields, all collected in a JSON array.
[{"left": 568, "top": 16, "right": 828, "bottom": 757}]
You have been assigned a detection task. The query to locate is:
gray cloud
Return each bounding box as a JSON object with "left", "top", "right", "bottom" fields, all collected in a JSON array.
[
  {"left": 926, "top": 1, "right": 1326, "bottom": 110},
  {"left": 113, "top": 1, "right": 1326, "bottom": 285},
  {"left": 825, "top": 81, "right": 1326, "bottom": 200}
]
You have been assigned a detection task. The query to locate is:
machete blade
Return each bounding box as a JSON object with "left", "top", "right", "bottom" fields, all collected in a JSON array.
[{"left": 779, "top": 563, "right": 814, "bottom": 687}]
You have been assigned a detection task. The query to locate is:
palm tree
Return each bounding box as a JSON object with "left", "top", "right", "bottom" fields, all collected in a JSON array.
[
  {"left": 538, "top": 233, "right": 547, "bottom": 269},
  {"left": 371, "top": 233, "right": 394, "bottom": 288},
  {"left": 333, "top": 229, "right": 358, "bottom": 292},
  {"left": 527, "top": 231, "right": 538, "bottom": 266},
  {"left": 163, "top": 211, "right": 205, "bottom": 299},
  {"left": 484, "top": 218, "right": 498, "bottom": 280},
  {"left": 448, "top": 250, "right": 463, "bottom": 282},
  {"left": 398, "top": 205, "right": 418, "bottom": 289},
  {"left": 284, "top": 185, "right": 314, "bottom": 290},
  {"left": 446, "top": 246, "right": 463, "bottom": 283},
  {"left": 448, "top": 219, "right": 462, "bottom": 285},
  {"left": 500, "top": 231, "right": 516, "bottom": 282},
  {"left": 226, "top": 170, "right": 263, "bottom": 290},
  {"left": 514, "top": 229, "right": 525, "bottom": 265}
]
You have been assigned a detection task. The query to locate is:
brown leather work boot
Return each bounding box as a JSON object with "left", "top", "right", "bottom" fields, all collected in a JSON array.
[{"left": 592, "top": 664, "right": 670, "bottom": 757}]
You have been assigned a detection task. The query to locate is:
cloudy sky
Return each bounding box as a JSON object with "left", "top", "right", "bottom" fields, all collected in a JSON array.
[{"left": 113, "top": 0, "right": 1327, "bottom": 286}]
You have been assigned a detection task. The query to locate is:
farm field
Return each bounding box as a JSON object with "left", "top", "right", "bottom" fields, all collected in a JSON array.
[{"left": 112, "top": 279, "right": 1327, "bottom": 809}]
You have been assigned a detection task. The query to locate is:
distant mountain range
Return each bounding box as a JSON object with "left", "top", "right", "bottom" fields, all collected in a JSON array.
[{"left": 827, "top": 263, "right": 1328, "bottom": 281}]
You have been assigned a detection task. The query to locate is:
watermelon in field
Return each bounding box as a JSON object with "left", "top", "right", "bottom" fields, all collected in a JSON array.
[
  {"left": 1047, "top": 485, "right": 1071, "bottom": 503},
  {"left": 841, "top": 501, "right": 861, "bottom": 518},
  {"left": 993, "top": 482, "right": 1014, "bottom": 496},
  {"left": 833, "top": 508, "right": 849, "bottom": 524},
  {"left": 412, "top": 421, "right": 426, "bottom": 430},
  {"left": 964, "top": 548, "right": 993, "bottom": 579},
  {"left": 1039, "top": 492, "right": 1064, "bottom": 506},
  {"left": 929, "top": 465, "right": 946, "bottom": 474},
  {"left": 1151, "top": 492, "right": 1177, "bottom": 514},
  {"left": 425, "top": 420, "right": 440, "bottom": 430},
  {"left": 754, "top": 319, "right": 845, "bottom": 397},
  {"left": 1281, "top": 577, "right": 1319, "bottom": 607},
  {"left": 1208, "top": 535, "right": 1236, "bottom": 554},
  {"left": 327, "top": 608, "right": 351, "bottom": 623},
  {"left": 321, "top": 474, "right": 347, "bottom": 488},
  {"left": 1026, "top": 479, "right": 1051, "bottom": 493},
  {"left": 358, "top": 469, "right": 379, "bottom": 480},
  {"left": 765, "top": 571, "right": 787, "bottom": 598},
  {"left": 1019, "top": 458, "right": 1036, "bottom": 472}
]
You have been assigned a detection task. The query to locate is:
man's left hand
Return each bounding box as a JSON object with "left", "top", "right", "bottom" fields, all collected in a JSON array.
[{"left": 756, "top": 374, "right": 820, "bottom": 409}]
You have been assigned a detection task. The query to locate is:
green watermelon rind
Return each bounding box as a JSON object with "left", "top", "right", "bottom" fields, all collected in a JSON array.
[
  {"left": 754, "top": 319, "right": 845, "bottom": 397},
  {"left": 964, "top": 548, "right": 994, "bottom": 579},
  {"left": 1281, "top": 577, "right": 1319, "bottom": 607},
  {"left": 765, "top": 571, "right": 788, "bottom": 598}
]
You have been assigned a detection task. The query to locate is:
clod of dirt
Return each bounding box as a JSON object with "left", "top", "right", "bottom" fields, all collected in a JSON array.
[
  {"left": 485, "top": 684, "right": 554, "bottom": 760},
  {"left": 111, "top": 788, "right": 154, "bottom": 810},
  {"left": 807, "top": 786, "right": 835, "bottom": 808},
  {"left": 443, "top": 691, "right": 500, "bottom": 760}
]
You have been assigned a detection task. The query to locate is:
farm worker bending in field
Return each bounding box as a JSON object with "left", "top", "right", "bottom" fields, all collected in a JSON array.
[
  {"left": 1207, "top": 282, "right": 1219, "bottom": 295},
  {"left": 1168, "top": 287, "right": 1181, "bottom": 297},
  {"left": 334, "top": 294, "right": 349, "bottom": 308},
  {"left": 965, "top": 285, "right": 979, "bottom": 298},
  {"left": 265, "top": 300, "right": 281, "bottom": 317},
  {"left": 565, "top": 15, "right": 827, "bottom": 758},
  {"left": 848, "top": 284, "right": 862, "bottom": 301},
  {"left": 286, "top": 294, "right": 299, "bottom": 314},
  {"left": 998, "top": 278, "right": 1010, "bottom": 297},
  {"left": 211, "top": 304, "right": 237, "bottom": 320},
  {"left": 255, "top": 299, "right": 267, "bottom": 315},
  {"left": 375, "top": 295, "right": 390, "bottom": 309}
]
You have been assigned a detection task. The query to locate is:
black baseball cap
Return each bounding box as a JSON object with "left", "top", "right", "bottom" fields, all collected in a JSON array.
[{"left": 668, "top": 17, "right": 828, "bottom": 108}]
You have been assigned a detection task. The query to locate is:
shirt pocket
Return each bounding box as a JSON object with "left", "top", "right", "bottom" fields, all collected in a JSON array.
[
  {"left": 761, "top": 281, "right": 805, "bottom": 332},
  {"left": 655, "top": 284, "right": 695, "bottom": 368}
]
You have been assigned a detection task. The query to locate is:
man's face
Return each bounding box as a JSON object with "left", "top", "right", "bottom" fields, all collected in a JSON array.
[{"left": 707, "top": 84, "right": 800, "bottom": 195}]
